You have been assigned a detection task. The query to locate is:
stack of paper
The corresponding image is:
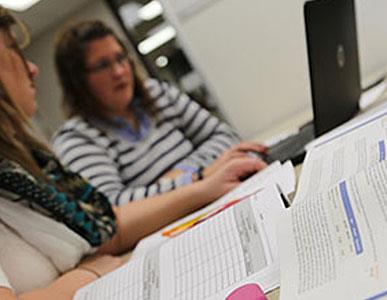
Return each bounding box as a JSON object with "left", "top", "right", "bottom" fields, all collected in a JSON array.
[
  {"left": 278, "top": 108, "right": 387, "bottom": 299},
  {"left": 74, "top": 161, "right": 294, "bottom": 300},
  {"left": 132, "top": 161, "right": 295, "bottom": 258}
]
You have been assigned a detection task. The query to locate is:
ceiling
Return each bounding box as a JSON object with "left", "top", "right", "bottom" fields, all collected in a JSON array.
[{"left": 13, "top": 0, "right": 93, "bottom": 38}]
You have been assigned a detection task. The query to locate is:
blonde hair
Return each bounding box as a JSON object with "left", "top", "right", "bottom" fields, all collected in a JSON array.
[{"left": 0, "top": 6, "right": 51, "bottom": 179}]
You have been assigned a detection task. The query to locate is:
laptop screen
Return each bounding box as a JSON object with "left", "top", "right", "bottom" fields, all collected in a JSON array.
[{"left": 304, "top": 0, "right": 361, "bottom": 136}]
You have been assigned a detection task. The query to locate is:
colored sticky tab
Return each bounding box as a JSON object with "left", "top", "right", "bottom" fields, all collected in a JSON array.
[{"left": 226, "top": 283, "right": 267, "bottom": 300}]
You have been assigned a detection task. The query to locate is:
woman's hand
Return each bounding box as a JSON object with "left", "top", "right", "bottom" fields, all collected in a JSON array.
[
  {"left": 203, "top": 156, "right": 267, "bottom": 199},
  {"left": 203, "top": 142, "right": 267, "bottom": 178},
  {"left": 158, "top": 142, "right": 267, "bottom": 182}
]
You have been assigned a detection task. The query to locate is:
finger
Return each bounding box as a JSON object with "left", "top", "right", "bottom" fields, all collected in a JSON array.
[
  {"left": 247, "top": 157, "right": 267, "bottom": 172},
  {"left": 233, "top": 157, "right": 267, "bottom": 176},
  {"left": 255, "top": 158, "right": 268, "bottom": 171},
  {"left": 216, "top": 149, "right": 245, "bottom": 162},
  {"left": 224, "top": 147, "right": 256, "bottom": 158},
  {"left": 228, "top": 152, "right": 249, "bottom": 160},
  {"left": 232, "top": 142, "right": 268, "bottom": 154}
]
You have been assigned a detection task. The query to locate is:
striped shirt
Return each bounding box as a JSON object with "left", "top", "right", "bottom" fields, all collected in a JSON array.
[{"left": 52, "top": 80, "right": 240, "bottom": 205}]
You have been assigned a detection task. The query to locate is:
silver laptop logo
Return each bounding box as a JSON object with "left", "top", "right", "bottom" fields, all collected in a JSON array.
[{"left": 337, "top": 44, "right": 346, "bottom": 68}]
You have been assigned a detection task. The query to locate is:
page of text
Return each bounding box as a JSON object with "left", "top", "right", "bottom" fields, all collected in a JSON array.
[
  {"left": 296, "top": 113, "right": 387, "bottom": 202},
  {"left": 279, "top": 161, "right": 387, "bottom": 299},
  {"left": 160, "top": 185, "right": 284, "bottom": 300}
]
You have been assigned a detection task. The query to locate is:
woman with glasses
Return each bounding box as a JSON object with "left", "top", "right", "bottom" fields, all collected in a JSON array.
[
  {"left": 0, "top": 7, "right": 264, "bottom": 299},
  {"left": 52, "top": 20, "right": 267, "bottom": 206}
]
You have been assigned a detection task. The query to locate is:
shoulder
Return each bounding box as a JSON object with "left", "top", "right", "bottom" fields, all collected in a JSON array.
[
  {"left": 51, "top": 116, "right": 101, "bottom": 146},
  {"left": 145, "top": 78, "right": 185, "bottom": 108},
  {"left": 144, "top": 78, "right": 163, "bottom": 98},
  {"left": 53, "top": 116, "right": 90, "bottom": 136},
  {"left": 0, "top": 156, "right": 25, "bottom": 177},
  {"left": 51, "top": 118, "right": 118, "bottom": 159},
  {"left": 0, "top": 155, "right": 39, "bottom": 196}
]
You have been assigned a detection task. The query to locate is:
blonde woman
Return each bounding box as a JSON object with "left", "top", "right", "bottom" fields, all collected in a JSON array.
[{"left": 0, "top": 7, "right": 264, "bottom": 299}]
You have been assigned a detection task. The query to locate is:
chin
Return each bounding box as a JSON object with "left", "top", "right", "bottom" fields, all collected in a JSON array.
[
  {"left": 26, "top": 105, "right": 38, "bottom": 118},
  {"left": 119, "top": 93, "right": 134, "bottom": 106},
  {"left": 21, "top": 96, "right": 37, "bottom": 117}
]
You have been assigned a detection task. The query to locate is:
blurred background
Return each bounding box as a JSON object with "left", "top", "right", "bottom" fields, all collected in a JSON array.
[{"left": 10, "top": 0, "right": 387, "bottom": 139}]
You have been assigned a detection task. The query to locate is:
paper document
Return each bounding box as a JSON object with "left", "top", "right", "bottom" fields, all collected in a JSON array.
[
  {"left": 306, "top": 99, "right": 387, "bottom": 151},
  {"left": 296, "top": 109, "right": 387, "bottom": 202},
  {"left": 132, "top": 161, "right": 295, "bottom": 258},
  {"left": 278, "top": 111, "right": 387, "bottom": 299},
  {"left": 74, "top": 185, "right": 286, "bottom": 300},
  {"left": 359, "top": 79, "right": 387, "bottom": 110}
]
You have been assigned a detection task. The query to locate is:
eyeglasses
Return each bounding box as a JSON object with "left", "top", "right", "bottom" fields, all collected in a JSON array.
[
  {"left": 5, "top": 17, "right": 32, "bottom": 78},
  {"left": 10, "top": 17, "right": 30, "bottom": 50},
  {"left": 86, "top": 51, "right": 129, "bottom": 73}
]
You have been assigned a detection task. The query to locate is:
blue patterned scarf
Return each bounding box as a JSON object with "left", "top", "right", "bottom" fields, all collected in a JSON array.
[{"left": 0, "top": 149, "right": 116, "bottom": 247}]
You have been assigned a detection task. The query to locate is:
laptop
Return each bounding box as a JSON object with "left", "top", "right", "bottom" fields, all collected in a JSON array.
[{"left": 264, "top": 0, "right": 361, "bottom": 165}]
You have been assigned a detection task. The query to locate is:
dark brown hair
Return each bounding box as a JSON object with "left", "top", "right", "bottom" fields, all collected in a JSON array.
[{"left": 54, "top": 20, "right": 155, "bottom": 121}]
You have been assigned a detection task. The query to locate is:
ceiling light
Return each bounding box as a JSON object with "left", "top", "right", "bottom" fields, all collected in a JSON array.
[
  {"left": 0, "top": 0, "right": 42, "bottom": 12},
  {"left": 138, "top": 26, "right": 176, "bottom": 55},
  {"left": 138, "top": 0, "right": 163, "bottom": 21},
  {"left": 155, "top": 55, "right": 169, "bottom": 68}
]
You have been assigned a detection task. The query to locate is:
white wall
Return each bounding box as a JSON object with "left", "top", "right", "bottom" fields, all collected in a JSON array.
[
  {"left": 356, "top": 0, "right": 387, "bottom": 85},
  {"left": 170, "top": 0, "right": 311, "bottom": 138},
  {"left": 166, "top": 0, "right": 387, "bottom": 138},
  {"left": 26, "top": 0, "right": 125, "bottom": 136}
]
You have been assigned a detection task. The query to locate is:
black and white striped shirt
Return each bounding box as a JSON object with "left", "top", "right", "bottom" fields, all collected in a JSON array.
[{"left": 52, "top": 80, "right": 240, "bottom": 205}]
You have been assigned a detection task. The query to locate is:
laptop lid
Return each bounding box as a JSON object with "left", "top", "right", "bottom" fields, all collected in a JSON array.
[{"left": 304, "top": 0, "right": 361, "bottom": 136}]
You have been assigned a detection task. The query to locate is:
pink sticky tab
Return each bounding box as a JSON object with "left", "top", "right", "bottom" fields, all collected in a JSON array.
[{"left": 226, "top": 283, "right": 267, "bottom": 300}]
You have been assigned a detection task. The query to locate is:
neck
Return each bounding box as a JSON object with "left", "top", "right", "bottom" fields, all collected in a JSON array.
[
  {"left": 122, "top": 110, "right": 139, "bottom": 129},
  {"left": 106, "top": 109, "right": 139, "bottom": 130}
]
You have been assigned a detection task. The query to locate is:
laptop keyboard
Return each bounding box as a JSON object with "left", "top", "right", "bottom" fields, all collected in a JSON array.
[{"left": 265, "top": 122, "right": 315, "bottom": 165}]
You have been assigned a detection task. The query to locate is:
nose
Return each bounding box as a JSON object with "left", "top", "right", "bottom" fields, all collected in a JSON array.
[
  {"left": 27, "top": 60, "right": 39, "bottom": 79},
  {"left": 111, "top": 61, "right": 127, "bottom": 78}
]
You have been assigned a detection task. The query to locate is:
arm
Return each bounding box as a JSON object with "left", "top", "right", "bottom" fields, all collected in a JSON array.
[
  {"left": 161, "top": 141, "right": 268, "bottom": 180},
  {"left": 52, "top": 132, "right": 190, "bottom": 204},
  {"left": 154, "top": 81, "right": 241, "bottom": 169},
  {"left": 153, "top": 81, "right": 267, "bottom": 180},
  {"left": 52, "top": 129, "right": 249, "bottom": 204},
  {"left": 17, "top": 255, "right": 122, "bottom": 300},
  {"left": 18, "top": 269, "right": 97, "bottom": 300},
  {"left": 0, "top": 287, "right": 17, "bottom": 300},
  {"left": 97, "top": 156, "right": 266, "bottom": 254},
  {"left": 0, "top": 263, "right": 96, "bottom": 300}
]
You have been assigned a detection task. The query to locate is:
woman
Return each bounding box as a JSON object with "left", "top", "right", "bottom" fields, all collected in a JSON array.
[
  {"left": 0, "top": 7, "right": 264, "bottom": 299},
  {"left": 52, "top": 20, "right": 266, "bottom": 205}
]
